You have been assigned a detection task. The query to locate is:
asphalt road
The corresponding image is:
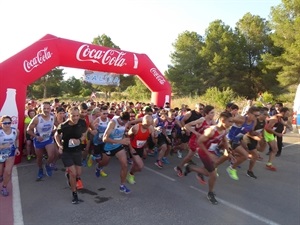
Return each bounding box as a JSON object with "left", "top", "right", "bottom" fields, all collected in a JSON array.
[{"left": 11, "top": 132, "right": 300, "bottom": 225}]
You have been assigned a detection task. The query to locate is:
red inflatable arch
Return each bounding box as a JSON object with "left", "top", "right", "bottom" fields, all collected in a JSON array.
[{"left": 0, "top": 34, "right": 171, "bottom": 164}]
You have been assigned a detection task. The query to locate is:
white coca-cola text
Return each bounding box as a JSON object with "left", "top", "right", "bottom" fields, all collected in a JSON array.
[
  {"left": 23, "top": 47, "right": 52, "bottom": 73},
  {"left": 150, "top": 68, "right": 166, "bottom": 85},
  {"left": 76, "top": 44, "right": 127, "bottom": 67}
]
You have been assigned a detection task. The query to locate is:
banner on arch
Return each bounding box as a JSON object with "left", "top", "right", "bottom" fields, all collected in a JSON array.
[{"left": 83, "top": 70, "right": 120, "bottom": 86}]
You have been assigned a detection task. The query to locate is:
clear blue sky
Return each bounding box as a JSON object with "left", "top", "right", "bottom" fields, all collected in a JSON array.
[{"left": 0, "top": 0, "right": 282, "bottom": 79}]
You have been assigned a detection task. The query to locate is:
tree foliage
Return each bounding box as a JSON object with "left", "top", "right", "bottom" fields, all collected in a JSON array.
[
  {"left": 27, "top": 67, "right": 64, "bottom": 99},
  {"left": 166, "top": 4, "right": 299, "bottom": 99},
  {"left": 165, "top": 31, "right": 204, "bottom": 96},
  {"left": 264, "top": 0, "right": 300, "bottom": 89}
]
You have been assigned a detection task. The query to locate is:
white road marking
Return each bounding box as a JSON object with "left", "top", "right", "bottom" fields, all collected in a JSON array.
[
  {"left": 12, "top": 166, "right": 24, "bottom": 225},
  {"left": 190, "top": 185, "right": 281, "bottom": 225},
  {"left": 144, "top": 166, "right": 176, "bottom": 181},
  {"left": 282, "top": 142, "right": 300, "bottom": 149},
  {"left": 145, "top": 165, "right": 282, "bottom": 225}
]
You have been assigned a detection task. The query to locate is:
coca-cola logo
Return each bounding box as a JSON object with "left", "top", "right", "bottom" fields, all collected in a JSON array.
[
  {"left": 150, "top": 68, "right": 166, "bottom": 85},
  {"left": 23, "top": 47, "right": 52, "bottom": 73},
  {"left": 76, "top": 44, "right": 127, "bottom": 67}
]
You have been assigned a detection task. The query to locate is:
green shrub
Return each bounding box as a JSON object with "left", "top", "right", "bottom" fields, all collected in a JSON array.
[
  {"left": 80, "top": 88, "right": 92, "bottom": 97},
  {"left": 202, "top": 87, "right": 237, "bottom": 109}
]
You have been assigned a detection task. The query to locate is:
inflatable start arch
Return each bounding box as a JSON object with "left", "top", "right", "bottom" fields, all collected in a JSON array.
[{"left": 0, "top": 34, "right": 172, "bottom": 163}]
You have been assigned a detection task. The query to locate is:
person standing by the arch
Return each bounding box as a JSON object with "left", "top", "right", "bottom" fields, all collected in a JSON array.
[{"left": 0, "top": 115, "right": 20, "bottom": 196}]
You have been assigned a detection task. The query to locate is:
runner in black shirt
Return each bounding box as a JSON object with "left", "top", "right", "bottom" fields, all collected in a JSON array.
[{"left": 54, "top": 106, "right": 87, "bottom": 204}]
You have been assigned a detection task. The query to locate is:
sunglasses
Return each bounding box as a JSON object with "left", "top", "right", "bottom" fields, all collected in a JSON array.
[
  {"left": 2, "top": 122, "right": 11, "bottom": 125},
  {"left": 102, "top": 112, "right": 108, "bottom": 115}
]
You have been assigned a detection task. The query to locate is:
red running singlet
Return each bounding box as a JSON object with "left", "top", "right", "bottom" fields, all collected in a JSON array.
[{"left": 130, "top": 123, "right": 150, "bottom": 149}]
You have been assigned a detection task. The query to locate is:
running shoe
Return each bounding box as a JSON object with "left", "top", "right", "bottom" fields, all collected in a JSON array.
[
  {"left": 194, "top": 153, "right": 200, "bottom": 158},
  {"left": 174, "top": 166, "right": 183, "bottom": 177},
  {"left": 82, "top": 159, "right": 87, "bottom": 167},
  {"left": 162, "top": 157, "right": 170, "bottom": 164},
  {"left": 45, "top": 164, "right": 52, "bottom": 177},
  {"left": 0, "top": 176, "right": 3, "bottom": 183},
  {"left": 207, "top": 192, "right": 218, "bottom": 205},
  {"left": 247, "top": 170, "right": 257, "bottom": 179},
  {"left": 126, "top": 173, "right": 136, "bottom": 184},
  {"left": 226, "top": 166, "right": 239, "bottom": 180},
  {"left": 1, "top": 187, "right": 9, "bottom": 197},
  {"left": 177, "top": 150, "right": 183, "bottom": 159},
  {"left": 37, "top": 168, "right": 44, "bottom": 180},
  {"left": 183, "top": 163, "right": 191, "bottom": 176},
  {"left": 65, "top": 169, "right": 71, "bottom": 187},
  {"left": 27, "top": 155, "right": 31, "bottom": 161},
  {"left": 76, "top": 178, "right": 84, "bottom": 190},
  {"left": 50, "top": 163, "right": 58, "bottom": 171},
  {"left": 127, "top": 158, "right": 133, "bottom": 165},
  {"left": 155, "top": 160, "right": 163, "bottom": 169},
  {"left": 266, "top": 164, "right": 277, "bottom": 171},
  {"left": 87, "top": 154, "right": 93, "bottom": 167},
  {"left": 95, "top": 165, "right": 108, "bottom": 177},
  {"left": 100, "top": 170, "right": 108, "bottom": 177},
  {"left": 120, "top": 184, "right": 131, "bottom": 194},
  {"left": 196, "top": 173, "right": 207, "bottom": 185},
  {"left": 72, "top": 192, "right": 79, "bottom": 204}
]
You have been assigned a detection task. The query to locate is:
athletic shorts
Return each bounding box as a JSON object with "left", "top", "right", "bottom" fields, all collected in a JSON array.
[
  {"left": 228, "top": 140, "right": 240, "bottom": 150},
  {"left": 0, "top": 149, "right": 16, "bottom": 163},
  {"left": 102, "top": 145, "right": 125, "bottom": 157},
  {"left": 243, "top": 136, "right": 257, "bottom": 151},
  {"left": 131, "top": 147, "right": 144, "bottom": 158},
  {"left": 198, "top": 149, "right": 215, "bottom": 173},
  {"left": 61, "top": 150, "right": 82, "bottom": 167},
  {"left": 180, "top": 133, "right": 191, "bottom": 143},
  {"left": 26, "top": 133, "right": 33, "bottom": 141},
  {"left": 147, "top": 136, "right": 155, "bottom": 149},
  {"left": 188, "top": 138, "right": 198, "bottom": 152},
  {"left": 94, "top": 143, "right": 105, "bottom": 155},
  {"left": 33, "top": 137, "right": 54, "bottom": 149},
  {"left": 264, "top": 130, "right": 275, "bottom": 142},
  {"left": 157, "top": 133, "right": 168, "bottom": 147}
]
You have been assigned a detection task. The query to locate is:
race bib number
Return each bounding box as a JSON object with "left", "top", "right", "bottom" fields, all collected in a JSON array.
[
  {"left": 41, "top": 132, "right": 51, "bottom": 142},
  {"left": 136, "top": 140, "right": 146, "bottom": 148},
  {"left": 68, "top": 139, "right": 79, "bottom": 148},
  {"left": 0, "top": 149, "right": 11, "bottom": 163},
  {"left": 208, "top": 143, "right": 218, "bottom": 152},
  {"left": 166, "top": 129, "right": 172, "bottom": 136}
]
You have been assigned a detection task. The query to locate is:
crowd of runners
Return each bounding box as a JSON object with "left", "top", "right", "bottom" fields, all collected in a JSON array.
[{"left": 0, "top": 98, "right": 292, "bottom": 204}]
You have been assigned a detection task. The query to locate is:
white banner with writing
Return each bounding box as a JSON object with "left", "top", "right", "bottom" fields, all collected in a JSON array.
[{"left": 83, "top": 70, "right": 120, "bottom": 86}]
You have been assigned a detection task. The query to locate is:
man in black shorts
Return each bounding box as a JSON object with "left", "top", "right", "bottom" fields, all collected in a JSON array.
[{"left": 54, "top": 106, "right": 87, "bottom": 204}]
